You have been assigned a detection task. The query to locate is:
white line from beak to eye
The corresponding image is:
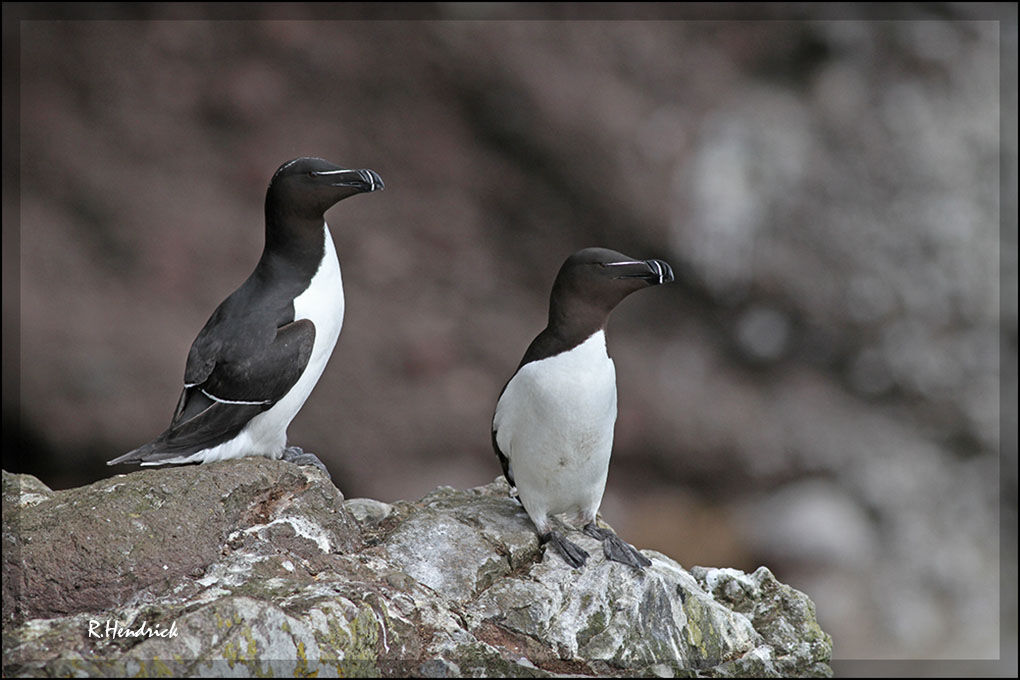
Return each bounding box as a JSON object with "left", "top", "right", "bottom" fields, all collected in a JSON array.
[{"left": 603, "top": 261, "right": 645, "bottom": 268}]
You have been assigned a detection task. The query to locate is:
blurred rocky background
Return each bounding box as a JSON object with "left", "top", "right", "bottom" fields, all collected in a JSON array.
[{"left": 3, "top": 3, "right": 1016, "bottom": 672}]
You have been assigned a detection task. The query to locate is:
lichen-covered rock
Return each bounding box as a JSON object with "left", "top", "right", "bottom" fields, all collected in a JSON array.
[
  {"left": 2, "top": 461, "right": 832, "bottom": 677},
  {"left": 1, "top": 460, "right": 362, "bottom": 625},
  {"left": 691, "top": 567, "right": 833, "bottom": 677}
]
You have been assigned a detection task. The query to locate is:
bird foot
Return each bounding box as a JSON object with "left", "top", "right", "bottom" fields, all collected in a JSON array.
[
  {"left": 541, "top": 530, "right": 589, "bottom": 568},
  {"left": 282, "top": 446, "right": 331, "bottom": 477},
  {"left": 583, "top": 522, "right": 652, "bottom": 569}
]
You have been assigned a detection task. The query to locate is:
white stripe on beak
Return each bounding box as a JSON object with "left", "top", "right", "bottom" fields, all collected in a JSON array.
[
  {"left": 311, "top": 168, "right": 374, "bottom": 190},
  {"left": 650, "top": 260, "right": 664, "bottom": 284}
]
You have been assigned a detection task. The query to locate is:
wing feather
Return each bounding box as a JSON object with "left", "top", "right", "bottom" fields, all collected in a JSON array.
[{"left": 108, "top": 319, "right": 315, "bottom": 465}]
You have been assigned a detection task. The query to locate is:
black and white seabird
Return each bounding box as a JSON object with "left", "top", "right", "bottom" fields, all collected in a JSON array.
[
  {"left": 108, "top": 157, "right": 383, "bottom": 474},
  {"left": 491, "top": 247, "right": 674, "bottom": 569}
]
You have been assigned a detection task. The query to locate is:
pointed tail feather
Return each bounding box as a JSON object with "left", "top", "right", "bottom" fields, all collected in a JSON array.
[
  {"left": 106, "top": 436, "right": 205, "bottom": 466},
  {"left": 107, "top": 441, "right": 185, "bottom": 466}
]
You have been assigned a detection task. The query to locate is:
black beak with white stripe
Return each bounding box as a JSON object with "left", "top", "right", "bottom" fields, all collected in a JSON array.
[
  {"left": 491, "top": 247, "right": 674, "bottom": 569},
  {"left": 603, "top": 258, "right": 674, "bottom": 285},
  {"left": 109, "top": 157, "right": 384, "bottom": 474},
  {"left": 310, "top": 167, "right": 382, "bottom": 194}
]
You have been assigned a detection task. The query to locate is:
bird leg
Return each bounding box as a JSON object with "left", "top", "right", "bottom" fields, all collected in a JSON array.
[
  {"left": 583, "top": 522, "right": 652, "bottom": 569},
  {"left": 282, "top": 446, "right": 331, "bottom": 477},
  {"left": 540, "top": 530, "right": 589, "bottom": 568}
]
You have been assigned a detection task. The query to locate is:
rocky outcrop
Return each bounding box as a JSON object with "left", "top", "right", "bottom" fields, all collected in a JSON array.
[{"left": 2, "top": 460, "right": 832, "bottom": 677}]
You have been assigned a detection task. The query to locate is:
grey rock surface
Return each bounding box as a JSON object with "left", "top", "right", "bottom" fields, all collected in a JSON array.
[{"left": 2, "top": 461, "right": 832, "bottom": 677}]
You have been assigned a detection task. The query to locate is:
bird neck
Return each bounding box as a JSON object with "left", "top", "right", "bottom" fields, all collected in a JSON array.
[
  {"left": 512, "top": 299, "right": 606, "bottom": 368},
  {"left": 264, "top": 196, "right": 325, "bottom": 252},
  {"left": 258, "top": 206, "right": 326, "bottom": 283},
  {"left": 547, "top": 295, "right": 607, "bottom": 342}
]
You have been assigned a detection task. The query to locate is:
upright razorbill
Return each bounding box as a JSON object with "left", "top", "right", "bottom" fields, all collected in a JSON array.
[
  {"left": 108, "top": 157, "right": 383, "bottom": 475},
  {"left": 491, "top": 247, "right": 674, "bottom": 568}
]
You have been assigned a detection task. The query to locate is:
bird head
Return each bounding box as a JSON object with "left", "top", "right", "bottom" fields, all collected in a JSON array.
[
  {"left": 548, "top": 247, "right": 675, "bottom": 328},
  {"left": 267, "top": 157, "right": 384, "bottom": 220}
]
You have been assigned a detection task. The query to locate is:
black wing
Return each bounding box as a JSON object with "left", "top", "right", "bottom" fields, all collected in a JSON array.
[
  {"left": 108, "top": 319, "right": 315, "bottom": 464},
  {"left": 491, "top": 378, "right": 515, "bottom": 488}
]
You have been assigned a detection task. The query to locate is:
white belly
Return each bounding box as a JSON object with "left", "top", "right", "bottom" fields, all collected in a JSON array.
[
  {"left": 493, "top": 331, "right": 617, "bottom": 530},
  {"left": 278, "top": 221, "right": 345, "bottom": 424}
]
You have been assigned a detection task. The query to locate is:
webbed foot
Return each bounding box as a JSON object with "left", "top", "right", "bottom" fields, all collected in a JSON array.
[
  {"left": 583, "top": 522, "right": 652, "bottom": 569},
  {"left": 282, "top": 446, "right": 331, "bottom": 477},
  {"left": 541, "top": 530, "right": 589, "bottom": 568}
]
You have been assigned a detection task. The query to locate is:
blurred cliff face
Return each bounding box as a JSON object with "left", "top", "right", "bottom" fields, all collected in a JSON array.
[{"left": 4, "top": 11, "right": 1014, "bottom": 663}]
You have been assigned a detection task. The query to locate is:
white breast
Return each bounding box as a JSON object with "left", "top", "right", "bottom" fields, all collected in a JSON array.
[
  {"left": 493, "top": 330, "right": 617, "bottom": 529},
  {"left": 251, "top": 222, "right": 345, "bottom": 450},
  {"left": 291, "top": 222, "right": 345, "bottom": 374}
]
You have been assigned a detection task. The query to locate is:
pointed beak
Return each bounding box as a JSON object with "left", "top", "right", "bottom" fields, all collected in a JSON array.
[
  {"left": 606, "top": 258, "right": 675, "bottom": 285},
  {"left": 646, "top": 259, "right": 674, "bottom": 285},
  {"left": 311, "top": 168, "right": 384, "bottom": 193}
]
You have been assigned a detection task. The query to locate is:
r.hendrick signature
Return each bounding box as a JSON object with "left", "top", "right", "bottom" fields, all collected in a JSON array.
[{"left": 88, "top": 619, "right": 179, "bottom": 640}]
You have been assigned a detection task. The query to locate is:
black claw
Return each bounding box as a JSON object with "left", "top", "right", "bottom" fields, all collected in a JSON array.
[
  {"left": 540, "top": 530, "right": 589, "bottom": 568},
  {"left": 282, "top": 446, "right": 330, "bottom": 477},
  {"left": 582, "top": 522, "right": 613, "bottom": 541},
  {"left": 584, "top": 522, "right": 651, "bottom": 569}
]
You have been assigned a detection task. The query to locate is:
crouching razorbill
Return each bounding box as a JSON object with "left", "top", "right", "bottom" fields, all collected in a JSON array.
[
  {"left": 108, "top": 157, "right": 384, "bottom": 475},
  {"left": 491, "top": 247, "right": 674, "bottom": 568}
]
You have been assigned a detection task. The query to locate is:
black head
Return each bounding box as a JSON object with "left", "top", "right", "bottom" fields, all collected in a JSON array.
[
  {"left": 266, "top": 157, "right": 384, "bottom": 220},
  {"left": 548, "top": 247, "right": 674, "bottom": 332}
]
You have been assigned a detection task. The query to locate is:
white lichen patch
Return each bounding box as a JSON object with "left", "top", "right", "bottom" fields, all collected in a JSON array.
[
  {"left": 383, "top": 512, "right": 508, "bottom": 602},
  {"left": 17, "top": 492, "right": 52, "bottom": 508},
  {"left": 702, "top": 566, "right": 759, "bottom": 597},
  {"left": 227, "top": 515, "right": 334, "bottom": 554},
  {"left": 343, "top": 497, "right": 394, "bottom": 525}
]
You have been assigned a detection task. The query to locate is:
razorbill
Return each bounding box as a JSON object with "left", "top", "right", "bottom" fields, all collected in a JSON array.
[
  {"left": 108, "top": 157, "right": 383, "bottom": 474},
  {"left": 491, "top": 247, "right": 674, "bottom": 568}
]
